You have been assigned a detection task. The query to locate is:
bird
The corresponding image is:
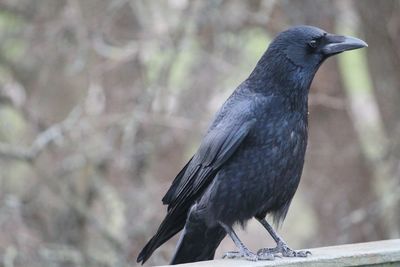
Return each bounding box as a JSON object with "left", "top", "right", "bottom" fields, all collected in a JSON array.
[{"left": 137, "top": 25, "right": 367, "bottom": 265}]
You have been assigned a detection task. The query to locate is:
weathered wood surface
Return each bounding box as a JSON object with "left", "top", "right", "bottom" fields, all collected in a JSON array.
[{"left": 157, "top": 239, "right": 400, "bottom": 267}]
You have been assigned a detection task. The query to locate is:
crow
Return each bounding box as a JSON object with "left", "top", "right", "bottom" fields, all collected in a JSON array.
[{"left": 137, "top": 25, "right": 367, "bottom": 265}]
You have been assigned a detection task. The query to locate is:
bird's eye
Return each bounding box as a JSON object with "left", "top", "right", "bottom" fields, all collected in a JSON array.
[{"left": 308, "top": 39, "right": 318, "bottom": 48}]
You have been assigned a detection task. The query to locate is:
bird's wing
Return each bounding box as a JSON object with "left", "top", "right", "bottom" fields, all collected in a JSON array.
[
  {"left": 137, "top": 97, "right": 258, "bottom": 264},
  {"left": 162, "top": 116, "right": 256, "bottom": 211}
]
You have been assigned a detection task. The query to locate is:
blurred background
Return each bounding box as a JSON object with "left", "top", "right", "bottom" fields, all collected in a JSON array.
[{"left": 0, "top": 0, "right": 399, "bottom": 266}]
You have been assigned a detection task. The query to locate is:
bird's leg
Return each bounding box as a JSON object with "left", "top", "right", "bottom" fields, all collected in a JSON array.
[
  {"left": 256, "top": 218, "right": 311, "bottom": 258},
  {"left": 219, "top": 222, "right": 273, "bottom": 261}
]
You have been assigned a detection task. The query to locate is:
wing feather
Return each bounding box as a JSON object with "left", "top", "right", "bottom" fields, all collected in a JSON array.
[
  {"left": 137, "top": 98, "right": 257, "bottom": 263},
  {"left": 163, "top": 118, "right": 256, "bottom": 210}
]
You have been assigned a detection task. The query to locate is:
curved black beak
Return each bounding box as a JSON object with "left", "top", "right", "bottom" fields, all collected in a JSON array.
[{"left": 322, "top": 34, "right": 368, "bottom": 56}]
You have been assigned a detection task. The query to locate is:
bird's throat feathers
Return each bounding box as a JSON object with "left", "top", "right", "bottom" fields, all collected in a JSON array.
[
  {"left": 249, "top": 47, "right": 317, "bottom": 92},
  {"left": 246, "top": 49, "right": 316, "bottom": 112}
]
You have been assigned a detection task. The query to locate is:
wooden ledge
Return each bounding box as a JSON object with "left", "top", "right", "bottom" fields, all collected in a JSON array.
[{"left": 158, "top": 239, "right": 400, "bottom": 267}]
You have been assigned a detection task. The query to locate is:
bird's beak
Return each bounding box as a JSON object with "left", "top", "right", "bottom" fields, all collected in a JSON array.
[{"left": 322, "top": 34, "right": 368, "bottom": 56}]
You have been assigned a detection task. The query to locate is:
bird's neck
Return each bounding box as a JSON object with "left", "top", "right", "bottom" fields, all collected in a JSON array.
[{"left": 245, "top": 51, "right": 316, "bottom": 114}]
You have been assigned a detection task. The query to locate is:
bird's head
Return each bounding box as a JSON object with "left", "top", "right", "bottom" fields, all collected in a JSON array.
[
  {"left": 252, "top": 25, "right": 367, "bottom": 91},
  {"left": 272, "top": 25, "right": 367, "bottom": 69}
]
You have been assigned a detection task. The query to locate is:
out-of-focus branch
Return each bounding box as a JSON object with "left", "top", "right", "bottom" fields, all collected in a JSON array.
[
  {"left": 119, "top": 1, "right": 198, "bottom": 155},
  {"left": 0, "top": 3, "right": 34, "bottom": 21},
  {"left": 309, "top": 93, "right": 347, "bottom": 110},
  {"left": 34, "top": 163, "right": 125, "bottom": 255},
  {"left": 156, "top": 0, "right": 196, "bottom": 87},
  {"left": 339, "top": 184, "right": 400, "bottom": 233},
  {"left": 0, "top": 144, "right": 32, "bottom": 161},
  {"left": 0, "top": 52, "right": 34, "bottom": 89},
  {"left": 62, "top": 182, "right": 124, "bottom": 252},
  {"left": 0, "top": 107, "right": 81, "bottom": 162},
  {"left": 92, "top": 34, "right": 138, "bottom": 61}
]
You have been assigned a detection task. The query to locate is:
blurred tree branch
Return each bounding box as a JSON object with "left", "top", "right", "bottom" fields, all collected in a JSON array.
[
  {"left": 309, "top": 93, "right": 347, "bottom": 110},
  {"left": 0, "top": 107, "right": 81, "bottom": 161},
  {"left": 0, "top": 2, "right": 34, "bottom": 21}
]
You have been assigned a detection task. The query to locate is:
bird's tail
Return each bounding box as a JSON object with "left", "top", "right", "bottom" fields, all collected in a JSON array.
[
  {"left": 170, "top": 207, "right": 226, "bottom": 265},
  {"left": 137, "top": 209, "right": 186, "bottom": 264}
]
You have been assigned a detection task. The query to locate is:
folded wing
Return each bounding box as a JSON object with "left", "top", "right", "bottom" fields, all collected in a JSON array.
[{"left": 137, "top": 113, "right": 256, "bottom": 264}]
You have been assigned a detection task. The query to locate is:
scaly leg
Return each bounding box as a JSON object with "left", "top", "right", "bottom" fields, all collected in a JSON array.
[
  {"left": 256, "top": 218, "right": 311, "bottom": 258},
  {"left": 219, "top": 221, "right": 274, "bottom": 261}
]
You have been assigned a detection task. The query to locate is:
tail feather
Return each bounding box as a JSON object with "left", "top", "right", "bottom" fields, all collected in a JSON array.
[
  {"left": 170, "top": 207, "right": 226, "bottom": 265},
  {"left": 137, "top": 211, "right": 186, "bottom": 264}
]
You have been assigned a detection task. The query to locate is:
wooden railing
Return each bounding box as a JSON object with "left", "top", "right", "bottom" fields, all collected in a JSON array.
[{"left": 158, "top": 239, "right": 400, "bottom": 267}]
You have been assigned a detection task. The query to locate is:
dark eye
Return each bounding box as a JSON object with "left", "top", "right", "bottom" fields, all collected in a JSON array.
[{"left": 308, "top": 39, "right": 318, "bottom": 48}]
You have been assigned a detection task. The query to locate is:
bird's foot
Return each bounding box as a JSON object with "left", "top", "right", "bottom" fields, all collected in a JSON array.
[
  {"left": 222, "top": 249, "right": 259, "bottom": 261},
  {"left": 257, "top": 242, "right": 311, "bottom": 258},
  {"left": 256, "top": 250, "right": 275, "bottom": 260}
]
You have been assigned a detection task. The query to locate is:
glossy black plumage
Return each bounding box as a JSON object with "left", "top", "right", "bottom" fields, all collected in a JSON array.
[{"left": 137, "top": 25, "right": 367, "bottom": 265}]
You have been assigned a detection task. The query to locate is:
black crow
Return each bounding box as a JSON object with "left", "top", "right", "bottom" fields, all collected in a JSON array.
[{"left": 137, "top": 25, "right": 367, "bottom": 265}]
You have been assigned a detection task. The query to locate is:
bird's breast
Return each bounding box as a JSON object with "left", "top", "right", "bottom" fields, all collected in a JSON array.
[{"left": 250, "top": 111, "right": 308, "bottom": 152}]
